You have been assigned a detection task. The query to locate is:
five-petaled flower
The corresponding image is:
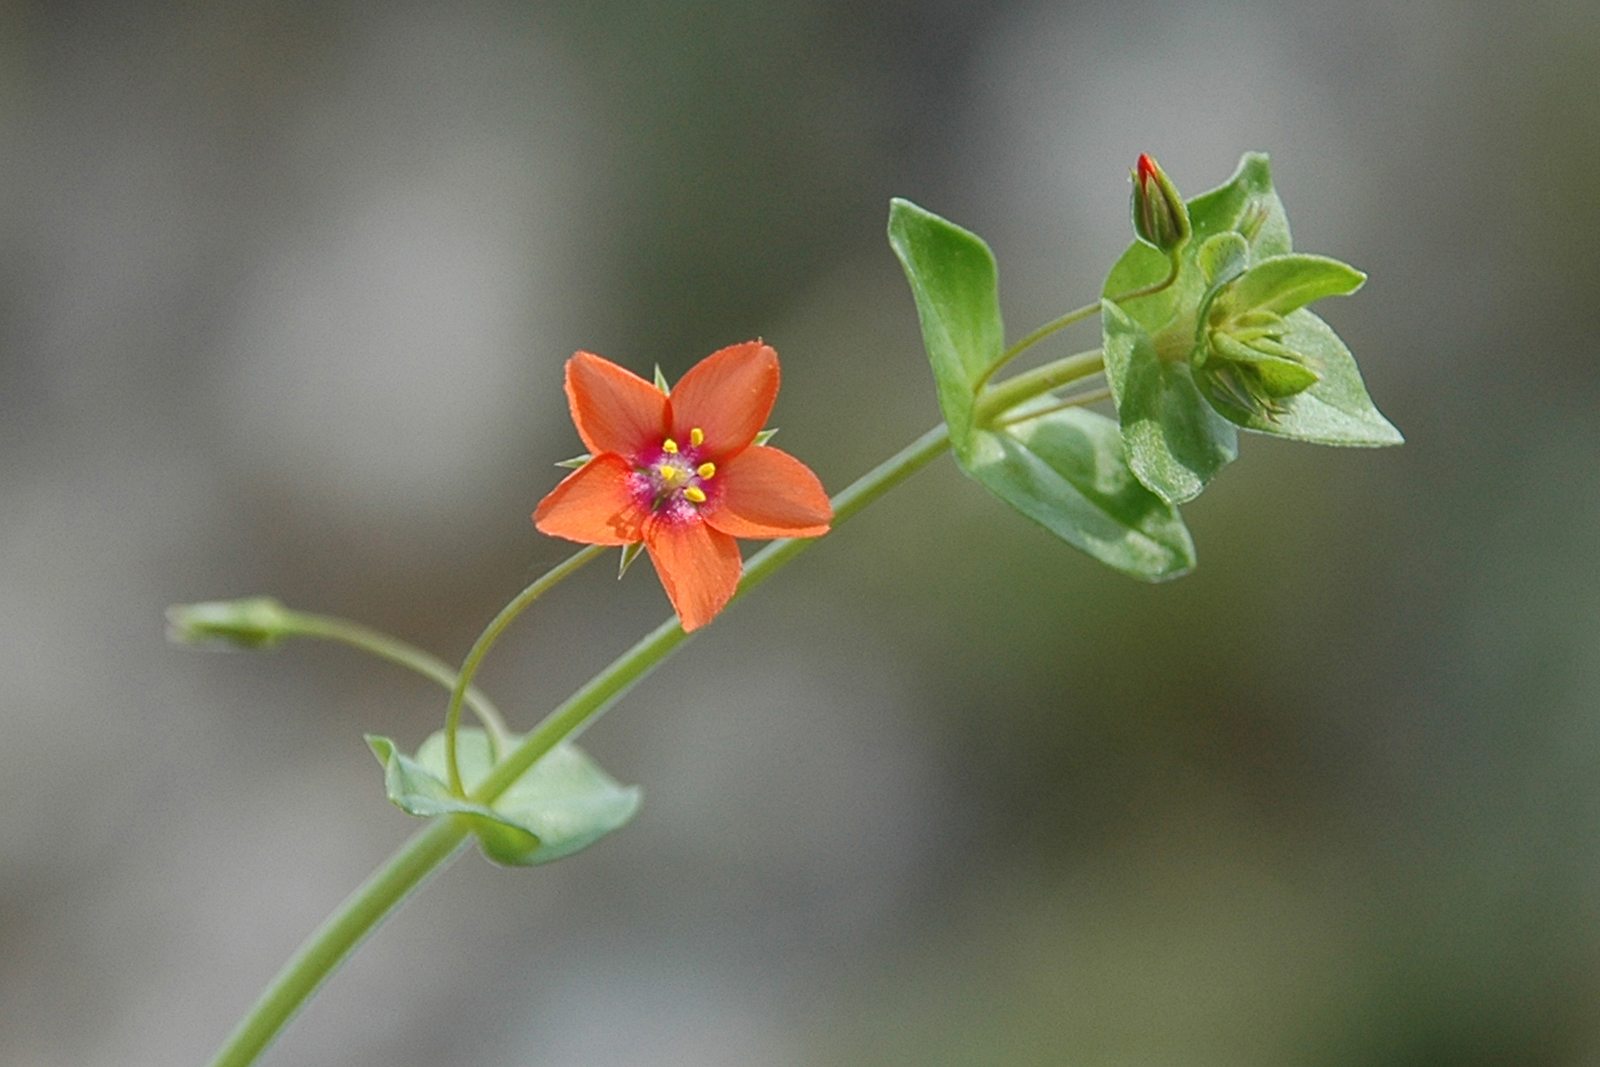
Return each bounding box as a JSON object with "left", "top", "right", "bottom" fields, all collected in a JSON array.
[{"left": 534, "top": 342, "right": 832, "bottom": 631}]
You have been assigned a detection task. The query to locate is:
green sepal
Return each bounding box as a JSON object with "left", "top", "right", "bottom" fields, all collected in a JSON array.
[
  {"left": 888, "top": 198, "right": 1005, "bottom": 449},
  {"left": 1197, "top": 309, "right": 1404, "bottom": 446},
  {"left": 653, "top": 364, "right": 671, "bottom": 395},
  {"left": 1101, "top": 299, "right": 1238, "bottom": 505},
  {"left": 1198, "top": 232, "right": 1250, "bottom": 290},
  {"left": 1207, "top": 332, "right": 1321, "bottom": 395},
  {"left": 1224, "top": 254, "right": 1365, "bottom": 317},
  {"left": 961, "top": 406, "right": 1195, "bottom": 580},
  {"left": 617, "top": 541, "right": 646, "bottom": 578},
  {"left": 555, "top": 453, "right": 593, "bottom": 470},
  {"left": 753, "top": 428, "right": 779, "bottom": 446},
  {"left": 366, "top": 728, "right": 641, "bottom": 866}
]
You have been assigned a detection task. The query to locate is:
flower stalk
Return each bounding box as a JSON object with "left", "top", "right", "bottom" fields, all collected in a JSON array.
[
  {"left": 165, "top": 599, "right": 513, "bottom": 747},
  {"left": 440, "top": 542, "right": 607, "bottom": 796}
]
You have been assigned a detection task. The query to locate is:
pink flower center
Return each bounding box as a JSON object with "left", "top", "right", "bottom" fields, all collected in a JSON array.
[{"left": 631, "top": 430, "right": 717, "bottom": 521}]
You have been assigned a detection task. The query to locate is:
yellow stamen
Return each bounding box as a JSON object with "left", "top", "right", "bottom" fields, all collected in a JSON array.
[
  {"left": 684, "top": 486, "right": 706, "bottom": 504},
  {"left": 662, "top": 438, "right": 679, "bottom": 454},
  {"left": 689, "top": 428, "right": 704, "bottom": 447},
  {"left": 659, "top": 466, "right": 681, "bottom": 484},
  {"left": 697, "top": 462, "right": 716, "bottom": 479}
]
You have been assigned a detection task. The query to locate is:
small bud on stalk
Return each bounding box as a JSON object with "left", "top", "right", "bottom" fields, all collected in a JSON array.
[
  {"left": 165, "top": 596, "right": 294, "bottom": 650},
  {"left": 1131, "top": 153, "right": 1191, "bottom": 256}
]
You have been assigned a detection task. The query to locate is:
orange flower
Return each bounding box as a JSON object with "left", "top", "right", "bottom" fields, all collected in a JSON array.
[{"left": 534, "top": 341, "right": 832, "bottom": 631}]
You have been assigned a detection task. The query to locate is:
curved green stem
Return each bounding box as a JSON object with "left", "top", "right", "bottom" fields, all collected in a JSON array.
[
  {"left": 975, "top": 268, "right": 1179, "bottom": 391},
  {"left": 991, "top": 385, "right": 1113, "bottom": 429},
  {"left": 204, "top": 423, "right": 951, "bottom": 1067},
  {"left": 442, "top": 543, "right": 607, "bottom": 797},
  {"left": 1114, "top": 254, "right": 1181, "bottom": 304},
  {"left": 976, "top": 301, "right": 1099, "bottom": 389},
  {"left": 283, "top": 612, "right": 513, "bottom": 752},
  {"left": 973, "top": 348, "right": 1104, "bottom": 428}
]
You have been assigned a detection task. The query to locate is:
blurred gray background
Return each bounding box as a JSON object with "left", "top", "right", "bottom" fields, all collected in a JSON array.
[{"left": 3, "top": 1, "right": 1598, "bottom": 1064}]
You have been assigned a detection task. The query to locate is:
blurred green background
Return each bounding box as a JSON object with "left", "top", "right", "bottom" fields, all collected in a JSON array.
[{"left": 4, "top": 1, "right": 1600, "bottom": 1064}]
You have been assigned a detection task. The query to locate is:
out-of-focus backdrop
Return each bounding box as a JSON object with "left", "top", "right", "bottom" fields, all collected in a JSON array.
[{"left": 3, "top": 1, "right": 1598, "bottom": 1064}]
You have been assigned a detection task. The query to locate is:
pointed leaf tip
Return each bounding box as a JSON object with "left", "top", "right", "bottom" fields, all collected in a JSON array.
[
  {"left": 369, "top": 729, "right": 641, "bottom": 866},
  {"left": 888, "top": 197, "right": 1005, "bottom": 448}
]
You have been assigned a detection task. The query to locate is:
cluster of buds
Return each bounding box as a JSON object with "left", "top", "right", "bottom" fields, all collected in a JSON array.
[
  {"left": 1130, "top": 155, "right": 1365, "bottom": 423},
  {"left": 1187, "top": 232, "right": 1322, "bottom": 419},
  {"left": 1194, "top": 306, "right": 1320, "bottom": 418}
]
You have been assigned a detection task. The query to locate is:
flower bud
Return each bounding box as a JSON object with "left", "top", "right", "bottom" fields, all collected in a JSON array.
[
  {"left": 165, "top": 596, "right": 294, "bottom": 650},
  {"left": 1194, "top": 327, "right": 1320, "bottom": 422},
  {"left": 1130, "top": 153, "right": 1191, "bottom": 255}
]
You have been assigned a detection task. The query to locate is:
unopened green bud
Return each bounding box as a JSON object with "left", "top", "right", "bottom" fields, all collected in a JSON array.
[
  {"left": 165, "top": 596, "right": 294, "bottom": 650},
  {"left": 1195, "top": 327, "right": 1320, "bottom": 422},
  {"left": 1130, "top": 153, "right": 1191, "bottom": 255}
]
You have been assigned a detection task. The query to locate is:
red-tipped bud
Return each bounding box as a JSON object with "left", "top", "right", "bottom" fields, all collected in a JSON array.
[{"left": 1131, "top": 153, "right": 1191, "bottom": 255}]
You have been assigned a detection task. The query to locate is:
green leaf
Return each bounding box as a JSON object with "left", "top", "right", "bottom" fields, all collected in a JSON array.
[
  {"left": 962, "top": 407, "right": 1195, "bottom": 580},
  {"left": 1227, "top": 254, "right": 1365, "bottom": 316},
  {"left": 1102, "top": 239, "right": 1178, "bottom": 308},
  {"left": 1184, "top": 152, "right": 1291, "bottom": 261},
  {"left": 367, "top": 728, "right": 641, "bottom": 866},
  {"left": 1101, "top": 299, "right": 1238, "bottom": 505},
  {"left": 1199, "top": 309, "right": 1404, "bottom": 445},
  {"left": 888, "top": 198, "right": 1005, "bottom": 447}
]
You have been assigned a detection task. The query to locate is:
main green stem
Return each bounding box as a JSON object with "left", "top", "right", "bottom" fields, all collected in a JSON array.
[
  {"left": 204, "top": 422, "right": 952, "bottom": 1067},
  {"left": 206, "top": 816, "right": 472, "bottom": 1067}
]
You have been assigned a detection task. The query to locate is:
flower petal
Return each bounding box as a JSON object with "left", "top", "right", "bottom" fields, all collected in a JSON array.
[
  {"left": 566, "top": 351, "right": 669, "bottom": 458},
  {"left": 644, "top": 515, "right": 743, "bottom": 631},
  {"left": 667, "top": 341, "right": 779, "bottom": 459},
  {"left": 533, "top": 453, "right": 648, "bottom": 545},
  {"left": 701, "top": 445, "right": 832, "bottom": 540}
]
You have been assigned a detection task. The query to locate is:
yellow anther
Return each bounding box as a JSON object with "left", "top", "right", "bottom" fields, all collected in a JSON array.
[
  {"left": 697, "top": 462, "right": 716, "bottom": 479},
  {"left": 684, "top": 486, "right": 706, "bottom": 504},
  {"left": 661, "top": 438, "right": 679, "bottom": 454},
  {"left": 689, "top": 428, "right": 704, "bottom": 447},
  {"left": 658, "top": 465, "right": 681, "bottom": 484}
]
